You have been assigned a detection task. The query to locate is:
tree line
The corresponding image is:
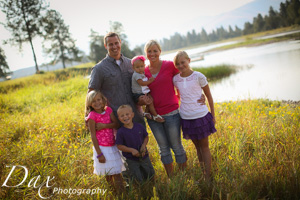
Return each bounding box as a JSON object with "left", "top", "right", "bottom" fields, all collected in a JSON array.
[
  {"left": 0, "top": 0, "right": 299, "bottom": 77},
  {"left": 159, "top": 0, "right": 300, "bottom": 51},
  {"left": 0, "top": 0, "right": 81, "bottom": 76}
]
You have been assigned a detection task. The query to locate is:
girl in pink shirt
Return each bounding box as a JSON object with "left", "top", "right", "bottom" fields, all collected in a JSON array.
[{"left": 85, "top": 90, "right": 125, "bottom": 192}]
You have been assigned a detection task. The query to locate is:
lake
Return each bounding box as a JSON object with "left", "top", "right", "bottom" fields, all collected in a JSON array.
[{"left": 161, "top": 40, "right": 300, "bottom": 102}]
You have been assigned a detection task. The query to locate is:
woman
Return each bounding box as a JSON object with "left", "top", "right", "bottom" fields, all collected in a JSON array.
[{"left": 144, "top": 40, "right": 187, "bottom": 177}]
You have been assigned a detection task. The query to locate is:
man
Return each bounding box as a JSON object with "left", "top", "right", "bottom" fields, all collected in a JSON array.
[{"left": 88, "top": 32, "right": 145, "bottom": 126}]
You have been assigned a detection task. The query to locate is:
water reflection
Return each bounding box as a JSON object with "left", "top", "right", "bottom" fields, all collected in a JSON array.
[{"left": 163, "top": 40, "right": 300, "bottom": 102}]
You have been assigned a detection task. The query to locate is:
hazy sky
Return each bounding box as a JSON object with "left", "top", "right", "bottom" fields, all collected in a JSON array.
[{"left": 0, "top": 0, "right": 256, "bottom": 71}]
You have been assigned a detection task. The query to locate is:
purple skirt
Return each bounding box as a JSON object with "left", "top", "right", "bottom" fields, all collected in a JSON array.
[{"left": 181, "top": 112, "right": 216, "bottom": 140}]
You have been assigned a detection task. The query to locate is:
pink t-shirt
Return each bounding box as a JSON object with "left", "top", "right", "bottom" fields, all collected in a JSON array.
[
  {"left": 145, "top": 60, "right": 179, "bottom": 115},
  {"left": 86, "top": 106, "right": 115, "bottom": 146}
]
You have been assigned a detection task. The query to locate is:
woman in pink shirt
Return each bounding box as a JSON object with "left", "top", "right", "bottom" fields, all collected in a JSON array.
[{"left": 144, "top": 40, "right": 187, "bottom": 177}]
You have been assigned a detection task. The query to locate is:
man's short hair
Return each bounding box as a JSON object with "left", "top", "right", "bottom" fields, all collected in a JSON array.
[{"left": 104, "top": 32, "right": 121, "bottom": 45}]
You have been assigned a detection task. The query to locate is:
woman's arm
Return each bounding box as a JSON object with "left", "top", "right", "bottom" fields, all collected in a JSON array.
[
  {"left": 88, "top": 119, "right": 106, "bottom": 163},
  {"left": 202, "top": 84, "right": 216, "bottom": 124}
]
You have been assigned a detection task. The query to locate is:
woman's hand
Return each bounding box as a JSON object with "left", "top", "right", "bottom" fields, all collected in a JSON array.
[
  {"left": 197, "top": 94, "right": 206, "bottom": 105},
  {"left": 98, "top": 155, "right": 106, "bottom": 163}
]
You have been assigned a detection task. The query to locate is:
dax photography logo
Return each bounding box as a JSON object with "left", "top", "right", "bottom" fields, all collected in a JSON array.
[
  {"left": 2, "top": 165, "right": 55, "bottom": 199},
  {"left": 2, "top": 165, "right": 107, "bottom": 199}
]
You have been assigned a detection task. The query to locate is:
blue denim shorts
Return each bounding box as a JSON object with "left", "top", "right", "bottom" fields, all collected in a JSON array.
[{"left": 147, "top": 112, "right": 186, "bottom": 164}]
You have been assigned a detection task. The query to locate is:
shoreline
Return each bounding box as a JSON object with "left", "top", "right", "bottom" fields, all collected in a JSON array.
[{"left": 162, "top": 26, "right": 300, "bottom": 55}]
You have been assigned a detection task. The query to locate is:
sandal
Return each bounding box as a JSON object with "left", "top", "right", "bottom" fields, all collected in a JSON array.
[
  {"left": 143, "top": 112, "right": 152, "bottom": 120},
  {"left": 153, "top": 115, "right": 165, "bottom": 123}
]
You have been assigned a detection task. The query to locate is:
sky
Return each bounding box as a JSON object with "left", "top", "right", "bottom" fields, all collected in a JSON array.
[{"left": 0, "top": 0, "right": 257, "bottom": 71}]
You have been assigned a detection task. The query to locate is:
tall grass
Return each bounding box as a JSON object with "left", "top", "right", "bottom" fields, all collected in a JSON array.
[
  {"left": 0, "top": 68, "right": 299, "bottom": 199},
  {"left": 193, "top": 65, "right": 237, "bottom": 80},
  {"left": 0, "top": 62, "right": 94, "bottom": 94}
]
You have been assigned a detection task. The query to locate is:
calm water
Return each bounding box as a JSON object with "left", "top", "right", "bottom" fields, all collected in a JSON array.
[{"left": 162, "top": 40, "right": 300, "bottom": 102}]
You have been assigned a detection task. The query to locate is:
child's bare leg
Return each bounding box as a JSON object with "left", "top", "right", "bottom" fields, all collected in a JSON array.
[
  {"left": 147, "top": 94, "right": 165, "bottom": 122},
  {"left": 105, "top": 175, "right": 114, "bottom": 188},
  {"left": 137, "top": 95, "right": 152, "bottom": 106},
  {"left": 192, "top": 139, "right": 203, "bottom": 163},
  {"left": 143, "top": 105, "right": 152, "bottom": 120},
  {"left": 137, "top": 95, "right": 154, "bottom": 120},
  {"left": 193, "top": 137, "right": 212, "bottom": 182},
  {"left": 148, "top": 103, "right": 164, "bottom": 122},
  {"left": 112, "top": 174, "right": 124, "bottom": 194}
]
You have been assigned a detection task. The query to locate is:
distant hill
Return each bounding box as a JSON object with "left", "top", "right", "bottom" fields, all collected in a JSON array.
[
  {"left": 181, "top": 0, "right": 284, "bottom": 33},
  {"left": 0, "top": 61, "right": 84, "bottom": 82}
]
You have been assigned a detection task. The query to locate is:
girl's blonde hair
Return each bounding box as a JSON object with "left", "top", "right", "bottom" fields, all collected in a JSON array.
[
  {"left": 173, "top": 51, "right": 190, "bottom": 67},
  {"left": 85, "top": 90, "right": 107, "bottom": 117},
  {"left": 144, "top": 40, "right": 162, "bottom": 54}
]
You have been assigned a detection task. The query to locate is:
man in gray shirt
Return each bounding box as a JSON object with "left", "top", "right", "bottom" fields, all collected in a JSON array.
[{"left": 88, "top": 32, "right": 145, "bottom": 126}]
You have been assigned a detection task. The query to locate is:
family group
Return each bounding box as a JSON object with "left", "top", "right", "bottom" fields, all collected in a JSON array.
[{"left": 85, "top": 32, "right": 217, "bottom": 193}]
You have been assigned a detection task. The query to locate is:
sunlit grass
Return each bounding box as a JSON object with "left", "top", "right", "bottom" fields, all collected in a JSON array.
[
  {"left": 193, "top": 65, "right": 237, "bottom": 80},
  {"left": 0, "top": 69, "right": 299, "bottom": 199}
]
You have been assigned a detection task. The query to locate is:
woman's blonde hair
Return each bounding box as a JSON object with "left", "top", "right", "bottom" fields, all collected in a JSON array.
[
  {"left": 173, "top": 51, "right": 190, "bottom": 67},
  {"left": 85, "top": 90, "right": 107, "bottom": 117},
  {"left": 144, "top": 40, "right": 162, "bottom": 54}
]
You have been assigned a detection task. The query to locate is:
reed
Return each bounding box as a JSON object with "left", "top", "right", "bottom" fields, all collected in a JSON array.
[{"left": 193, "top": 65, "right": 237, "bottom": 80}]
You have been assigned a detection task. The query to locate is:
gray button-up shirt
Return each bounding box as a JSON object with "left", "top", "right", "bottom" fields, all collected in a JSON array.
[{"left": 88, "top": 54, "right": 144, "bottom": 126}]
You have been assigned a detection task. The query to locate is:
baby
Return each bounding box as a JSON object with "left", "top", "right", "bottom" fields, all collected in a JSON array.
[{"left": 131, "top": 55, "right": 164, "bottom": 122}]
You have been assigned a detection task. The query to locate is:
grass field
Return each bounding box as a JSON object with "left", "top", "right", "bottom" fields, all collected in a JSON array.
[{"left": 0, "top": 66, "right": 299, "bottom": 199}]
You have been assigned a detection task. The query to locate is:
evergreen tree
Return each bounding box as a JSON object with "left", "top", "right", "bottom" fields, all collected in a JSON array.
[
  {"left": 186, "top": 31, "right": 193, "bottom": 46},
  {"left": 0, "top": 47, "right": 10, "bottom": 77},
  {"left": 89, "top": 29, "right": 106, "bottom": 63},
  {"left": 200, "top": 28, "right": 209, "bottom": 43},
  {"left": 132, "top": 46, "right": 143, "bottom": 56},
  {"left": 287, "top": 0, "right": 300, "bottom": 25},
  {"left": 279, "top": 2, "right": 289, "bottom": 26},
  {"left": 243, "top": 22, "right": 253, "bottom": 35},
  {"left": 253, "top": 13, "right": 265, "bottom": 32},
  {"left": 228, "top": 25, "right": 235, "bottom": 38},
  {"left": 265, "top": 6, "right": 280, "bottom": 30},
  {"left": 234, "top": 26, "right": 242, "bottom": 37},
  {"left": 191, "top": 29, "right": 198, "bottom": 44},
  {"left": 208, "top": 30, "right": 218, "bottom": 42},
  {"left": 216, "top": 26, "right": 227, "bottom": 40},
  {"left": 109, "top": 21, "right": 135, "bottom": 58},
  {"left": 42, "top": 9, "right": 81, "bottom": 69},
  {"left": 0, "top": 0, "right": 48, "bottom": 73}
]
